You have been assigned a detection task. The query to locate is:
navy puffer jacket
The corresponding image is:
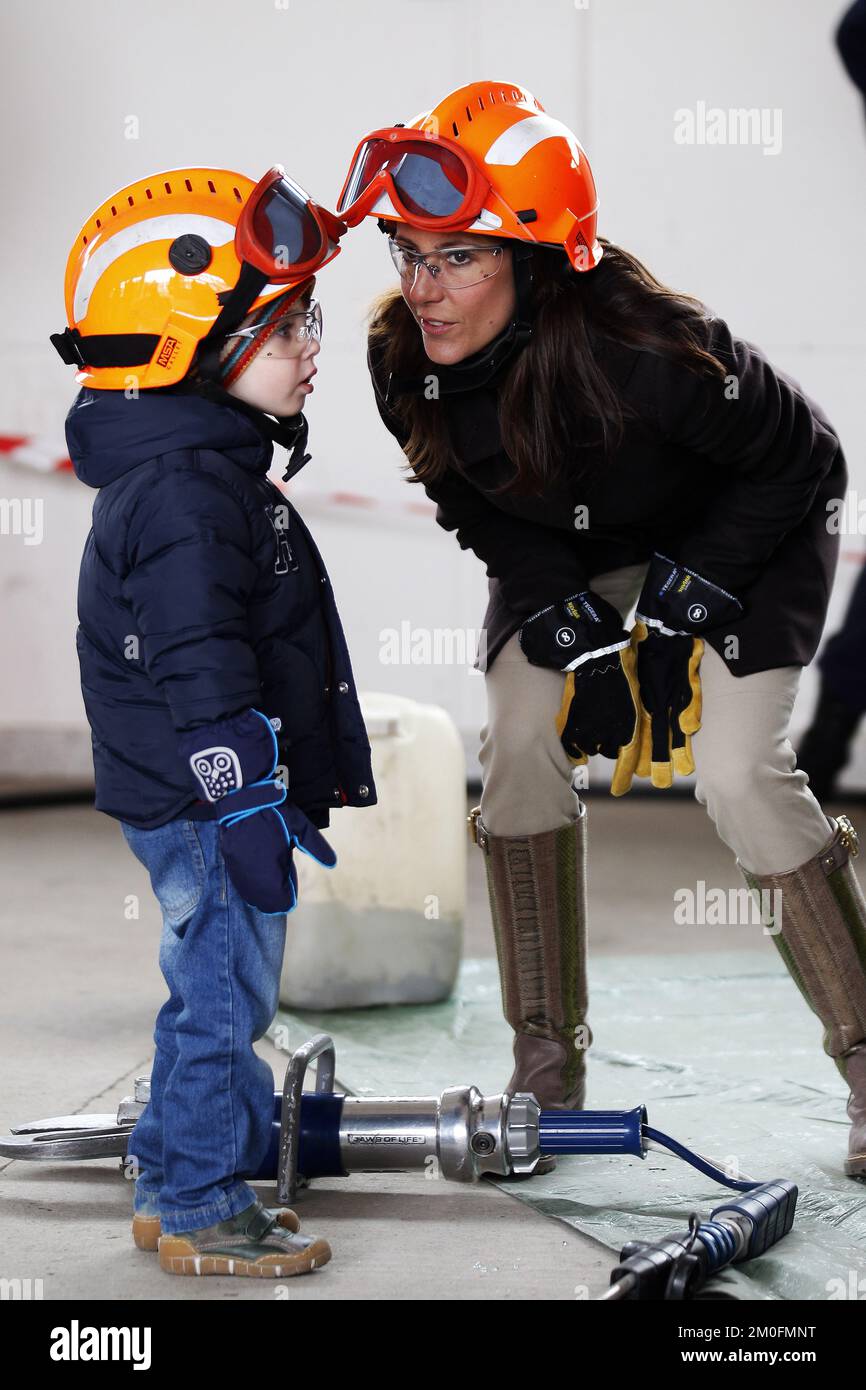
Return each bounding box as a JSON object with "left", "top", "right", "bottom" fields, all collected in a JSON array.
[{"left": 67, "top": 386, "right": 377, "bottom": 830}]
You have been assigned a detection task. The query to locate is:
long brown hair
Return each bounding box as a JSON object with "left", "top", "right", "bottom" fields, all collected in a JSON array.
[{"left": 366, "top": 237, "right": 730, "bottom": 497}]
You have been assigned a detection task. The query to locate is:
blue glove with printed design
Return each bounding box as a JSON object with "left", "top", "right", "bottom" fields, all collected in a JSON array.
[{"left": 178, "top": 707, "right": 336, "bottom": 914}]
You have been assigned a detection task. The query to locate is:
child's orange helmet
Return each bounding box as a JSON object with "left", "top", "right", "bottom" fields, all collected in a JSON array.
[
  {"left": 336, "top": 79, "right": 602, "bottom": 272},
  {"left": 51, "top": 166, "right": 347, "bottom": 390}
]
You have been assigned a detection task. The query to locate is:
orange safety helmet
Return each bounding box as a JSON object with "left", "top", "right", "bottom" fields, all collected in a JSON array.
[
  {"left": 337, "top": 79, "right": 602, "bottom": 273},
  {"left": 51, "top": 166, "right": 346, "bottom": 390}
]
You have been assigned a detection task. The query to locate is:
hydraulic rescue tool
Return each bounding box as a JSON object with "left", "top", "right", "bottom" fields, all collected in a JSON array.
[{"left": 0, "top": 1032, "right": 797, "bottom": 1297}]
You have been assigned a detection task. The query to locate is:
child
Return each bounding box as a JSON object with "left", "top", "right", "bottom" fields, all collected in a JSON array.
[{"left": 51, "top": 165, "right": 377, "bottom": 1277}]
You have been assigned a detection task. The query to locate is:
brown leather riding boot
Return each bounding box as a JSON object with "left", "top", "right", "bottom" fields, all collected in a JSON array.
[
  {"left": 737, "top": 813, "right": 866, "bottom": 1180},
  {"left": 469, "top": 802, "right": 592, "bottom": 1175}
]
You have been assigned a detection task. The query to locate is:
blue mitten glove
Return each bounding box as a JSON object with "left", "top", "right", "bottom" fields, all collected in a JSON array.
[{"left": 178, "top": 708, "right": 336, "bottom": 914}]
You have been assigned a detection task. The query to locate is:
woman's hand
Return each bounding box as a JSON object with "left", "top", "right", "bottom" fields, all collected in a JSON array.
[
  {"left": 555, "top": 647, "right": 644, "bottom": 794},
  {"left": 518, "top": 590, "right": 644, "bottom": 794},
  {"left": 629, "top": 551, "right": 744, "bottom": 788},
  {"left": 629, "top": 622, "right": 704, "bottom": 787}
]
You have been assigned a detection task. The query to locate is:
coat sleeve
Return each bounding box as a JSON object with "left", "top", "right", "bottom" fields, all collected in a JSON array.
[
  {"left": 122, "top": 467, "right": 263, "bottom": 732},
  {"left": 419, "top": 465, "right": 593, "bottom": 616},
  {"left": 639, "top": 315, "right": 842, "bottom": 597},
  {"left": 367, "top": 341, "right": 590, "bottom": 615}
]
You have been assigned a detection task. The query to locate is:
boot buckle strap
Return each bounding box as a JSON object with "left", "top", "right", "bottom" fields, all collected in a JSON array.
[
  {"left": 822, "top": 814, "right": 859, "bottom": 875},
  {"left": 467, "top": 805, "right": 490, "bottom": 853},
  {"left": 837, "top": 814, "right": 859, "bottom": 858}
]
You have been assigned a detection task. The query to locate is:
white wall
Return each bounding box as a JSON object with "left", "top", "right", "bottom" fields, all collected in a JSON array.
[{"left": 1, "top": 0, "right": 864, "bottom": 787}]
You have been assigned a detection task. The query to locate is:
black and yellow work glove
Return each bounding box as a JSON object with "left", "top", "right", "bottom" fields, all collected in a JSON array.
[
  {"left": 631, "top": 553, "right": 744, "bottom": 789},
  {"left": 630, "top": 623, "right": 704, "bottom": 786},
  {"left": 518, "top": 590, "right": 643, "bottom": 796}
]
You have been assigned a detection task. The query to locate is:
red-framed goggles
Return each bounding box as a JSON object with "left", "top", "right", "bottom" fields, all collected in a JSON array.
[
  {"left": 238, "top": 165, "right": 347, "bottom": 280},
  {"left": 336, "top": 128, "right": 492, "bottom": 230}
]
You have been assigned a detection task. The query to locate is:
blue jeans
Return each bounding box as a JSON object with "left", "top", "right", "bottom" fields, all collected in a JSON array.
[{"left": 119, "top": 815, "right": 287, "bottom": 1235}]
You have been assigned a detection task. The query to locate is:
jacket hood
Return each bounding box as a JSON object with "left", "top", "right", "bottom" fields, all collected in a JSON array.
[{"left": 66, "top": 386, "right": 275, "bottom": 489}]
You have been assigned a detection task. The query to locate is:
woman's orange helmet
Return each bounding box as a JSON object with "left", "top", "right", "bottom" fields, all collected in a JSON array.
[
  {"left": 337, "top": 79, "right": 602, "bottom": 272},
  {"left": 51, "top": 166, "right": 346, "bottom": 390}
]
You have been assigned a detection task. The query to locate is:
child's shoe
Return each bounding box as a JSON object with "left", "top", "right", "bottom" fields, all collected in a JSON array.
[
  {"left": 157, "top": 1199, "right": 330, "bottom": 1277},
  {"left": 133, "top": 1201, "right": 300, "bottom": 1252}
]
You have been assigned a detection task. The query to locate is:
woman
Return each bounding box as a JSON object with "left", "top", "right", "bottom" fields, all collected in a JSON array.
[{"left": 336, "top": 80, "right": 866, "bottom": 1179}]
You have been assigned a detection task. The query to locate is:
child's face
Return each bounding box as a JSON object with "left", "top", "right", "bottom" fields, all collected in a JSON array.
[{"left": 225, "top": 282, "right": 320, "bottom": 417}]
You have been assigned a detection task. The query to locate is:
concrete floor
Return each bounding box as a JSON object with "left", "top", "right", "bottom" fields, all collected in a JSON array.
[{"left": 1, "top": 791, "right": 862, "bottom": 1301}]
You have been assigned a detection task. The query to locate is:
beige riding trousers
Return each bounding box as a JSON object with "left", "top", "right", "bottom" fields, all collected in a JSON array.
[{"left": 478, "top": 562, "right": 833, "bottom": 876}]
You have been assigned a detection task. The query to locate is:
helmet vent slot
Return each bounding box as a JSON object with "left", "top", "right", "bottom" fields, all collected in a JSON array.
[
  {"left": 164, "top": 181, "right": 172, "bottom": 194},
  {"left": 207, "top": 179, "right": 216, "bottom": 194},
  {"left": 184, "top": 178, "right": 193, "bottom": 192}
]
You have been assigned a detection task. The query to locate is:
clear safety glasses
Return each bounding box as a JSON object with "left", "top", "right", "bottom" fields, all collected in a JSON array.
[
  {"left": 224, "top": 299, "right": 323, "bottom": 356},
  {"left": 388, "top": 237, "right": 505, "bottom": 289},
  {"left": 238, "top": 168, "right": 346, "bottom": 279},
  {"left": 336, "top": 128, "right": 491, "bottom": 229}
]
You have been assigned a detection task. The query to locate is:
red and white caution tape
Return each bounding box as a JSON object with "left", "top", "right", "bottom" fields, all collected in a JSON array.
[
  {"left": 0, "top": 434, "right": 434, "bottom": 519},
  {"left": 3, "top": 433, "right": 864, "bottom": 559},
  {"left": 0, "top": 435, "right": 73, "bottom": 472}
]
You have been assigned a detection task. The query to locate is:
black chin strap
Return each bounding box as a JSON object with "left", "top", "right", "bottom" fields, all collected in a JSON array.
[
  {"left": 194, "top": 260, "right": 271, "bottom": 382},
  {"left": 277, "top": 412, "right": 312, "bottom": 482},
  {"left": 385, "top": 242, "right": 536, "bottom": 400}
]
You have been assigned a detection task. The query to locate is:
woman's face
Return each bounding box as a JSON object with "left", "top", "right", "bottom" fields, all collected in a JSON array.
[
  {"left": 225, "top": 279, "right": 320, "bottom": 417},
  {"left": 391, "top": 224, "right": 516, "bottom": 366}
]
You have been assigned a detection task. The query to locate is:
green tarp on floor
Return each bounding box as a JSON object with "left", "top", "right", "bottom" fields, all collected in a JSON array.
[{"left": 270, "top": 950, "right": 866, "bottom": 1300}]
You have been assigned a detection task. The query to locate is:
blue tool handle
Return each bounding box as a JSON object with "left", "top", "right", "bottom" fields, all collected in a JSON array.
[
  {"left": 538, "top": 1105, "right": 647, "bottom": 1156},
  {"left": 710, "top": 1179, "right": 798, "bottom": 1258}
]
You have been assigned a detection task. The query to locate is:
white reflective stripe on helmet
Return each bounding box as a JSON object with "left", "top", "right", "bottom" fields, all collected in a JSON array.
[
  {"left": 257, "top": 281, "right": 298, "bottom": 299},
  {"left": 483, "top": 112, "right": 586, "bottom": 169},
  {"left": 467, "top": 209, "right": 503, "bottom": 232},
  {"left": 74, "top": 214, "right": 237, "bottom": 322}
]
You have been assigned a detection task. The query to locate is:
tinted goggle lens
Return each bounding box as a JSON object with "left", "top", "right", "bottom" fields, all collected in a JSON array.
[
  {"left": 339, "top": 139, "right": 469, "bottom": 218},
  {"left": 249, "top": 174, "right": 336, "bottom": 271}
]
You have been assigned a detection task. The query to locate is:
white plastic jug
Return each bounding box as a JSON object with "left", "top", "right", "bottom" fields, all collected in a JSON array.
[{"left": 279, "top": 691, "right": 466, "bottom": 1009}]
